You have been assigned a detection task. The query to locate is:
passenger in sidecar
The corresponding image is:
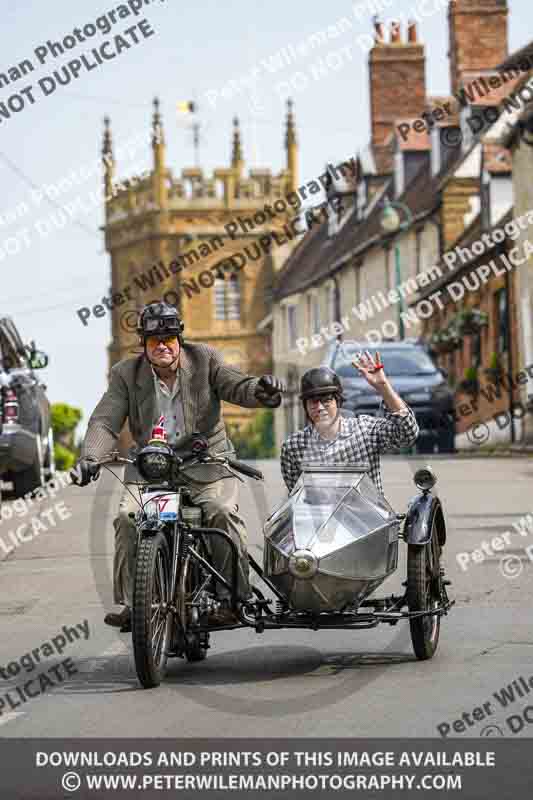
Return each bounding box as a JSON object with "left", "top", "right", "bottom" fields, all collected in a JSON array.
[{"left": 280, "top": 350, "right": 419, "bottom": 498}]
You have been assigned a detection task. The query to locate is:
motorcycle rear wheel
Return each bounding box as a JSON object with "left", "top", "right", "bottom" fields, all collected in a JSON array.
[
  {"left": 407, "top": 522, "right": 441, "bottom": 660},
  {"left": 132, "top": 531, "right": 172, "bottom": 688}
]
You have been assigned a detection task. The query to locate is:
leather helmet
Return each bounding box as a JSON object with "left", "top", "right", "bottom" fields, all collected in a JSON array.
[
  {"left": 299, "top": 367, "right": 344, "bottom": 404},
  {"left": 137, "top": 301, "right": 184, "bottom": 340}
]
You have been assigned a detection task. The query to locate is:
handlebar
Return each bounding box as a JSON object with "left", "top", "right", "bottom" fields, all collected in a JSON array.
[
  {"left": 226, "top": 458, "right": 264, "bottom": 481},
  {"left": 84, "top": 449, "right": 264, "bottom": 482}
]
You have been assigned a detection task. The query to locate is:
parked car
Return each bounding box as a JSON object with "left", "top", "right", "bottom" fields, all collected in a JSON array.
[
  {"left": 0, "top": 316, "right": 54, "bottom": 500},
  {"left": 323, "top": 339, "right": 456, "bottom": 453}
]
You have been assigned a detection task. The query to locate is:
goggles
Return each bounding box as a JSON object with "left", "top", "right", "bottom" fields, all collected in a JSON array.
[
  {"left": 143, "top": 316, "right": 180, "bottom": 332},
  {"left": 146, "top": 335, "right": 179, "bottom": 348},
  {"left": 306, "top": 393, "right": 337, "bottom": 406}
]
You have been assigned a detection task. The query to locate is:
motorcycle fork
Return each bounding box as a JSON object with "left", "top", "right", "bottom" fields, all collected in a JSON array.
[{"left": 168, "top": 489, "right": 184, "bottom": 608}]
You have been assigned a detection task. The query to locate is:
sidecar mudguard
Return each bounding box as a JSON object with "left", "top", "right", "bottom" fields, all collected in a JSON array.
[{"left": 404, "top": 492, "right": 446, "bottom": 547}]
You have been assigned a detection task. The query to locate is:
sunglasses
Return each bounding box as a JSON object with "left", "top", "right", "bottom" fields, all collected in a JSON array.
[
  {"left": 146, "top": 335, "right": 178, "bottom": 348},
  {"left": 307, "top": 394, "right": 336, "bottom": 406}
]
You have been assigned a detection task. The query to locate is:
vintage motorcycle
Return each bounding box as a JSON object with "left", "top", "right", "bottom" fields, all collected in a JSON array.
[{"left": 96, "top": 430, "right": 453, "bottom": 689}]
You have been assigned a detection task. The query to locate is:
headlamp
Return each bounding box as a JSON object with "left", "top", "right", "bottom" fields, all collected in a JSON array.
[
  {"left": 288, "top": 549, "right": 318, "bottom": 580},
  {"left": 137, "top": 443, "right": 173, "bottom": 481}
]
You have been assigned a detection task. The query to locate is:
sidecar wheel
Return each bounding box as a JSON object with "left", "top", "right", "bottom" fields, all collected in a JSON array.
[
  {"left": 407, "top": 527, "right": 441, "bottom": 661},
  {"left": 132, "top": 532, "right": 172, "bottom": 688}
]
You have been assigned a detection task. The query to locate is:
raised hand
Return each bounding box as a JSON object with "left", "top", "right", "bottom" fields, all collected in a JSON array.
[{"left": 352, "top": 350, "right": 388, "bottom": 391}]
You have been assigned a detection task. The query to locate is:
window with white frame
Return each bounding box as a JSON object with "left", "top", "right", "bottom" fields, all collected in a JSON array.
[
  {"left": 311, "top": 293, "right": 320, "bottom": 334},
  {"left": 327, "top": 283, "right": 336, "bottom": 324},
  {"left": 287, "top": 304, "right": 298, "bottom": 349}
]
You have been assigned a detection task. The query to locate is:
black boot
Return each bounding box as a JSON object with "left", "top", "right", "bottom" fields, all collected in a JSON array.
[{"left": 104, "top": 607, "right": 131, "bottom": 632}]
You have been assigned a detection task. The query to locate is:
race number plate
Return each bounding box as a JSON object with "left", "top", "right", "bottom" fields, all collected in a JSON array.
[{"left": 142, "top": 491, "right": 179, "bottom": 520}]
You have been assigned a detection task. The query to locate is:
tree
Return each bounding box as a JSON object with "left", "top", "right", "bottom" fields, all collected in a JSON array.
[{"left": 50, "top": 403, "right": 82, "bottom": 470}]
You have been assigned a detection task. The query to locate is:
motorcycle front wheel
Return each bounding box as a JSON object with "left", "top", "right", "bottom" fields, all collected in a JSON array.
[
  {"left": 132, "top": 531, "right": 172, "bottom": 688},
  {"left": 407, "top": 521, "right": 441, "bottom": 661}
]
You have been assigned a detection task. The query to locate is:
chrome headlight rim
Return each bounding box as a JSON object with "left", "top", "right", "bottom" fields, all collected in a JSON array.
[{"left": 137, "top": 444, "right": 173, "bottom": 482}]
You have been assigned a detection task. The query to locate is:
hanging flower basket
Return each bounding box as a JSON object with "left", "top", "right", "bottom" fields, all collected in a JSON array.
[
  {"left": 458, "top": 378, "right": 479, "bottom": 395},
  {"left": 457, "top": 367, "right": 479, "bottom": 396},
  {"left": 433, "top": 323, "right": 461, "bottom": 353},
  {"left": 456, "top": 308, "right": 489, "bottom": 336}
]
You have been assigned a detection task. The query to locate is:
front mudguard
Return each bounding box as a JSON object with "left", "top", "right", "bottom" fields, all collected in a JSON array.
[{"left": 403, "top": 491, "right": 446, "bottom": 547}]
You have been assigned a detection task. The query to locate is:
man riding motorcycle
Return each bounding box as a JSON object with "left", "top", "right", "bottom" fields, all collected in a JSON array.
[
  {"left": 280, "top": 350, "right": 419, "bottom": 496},
  {"left": 71, "top": 301, "right": 284, "bottom": 629}
]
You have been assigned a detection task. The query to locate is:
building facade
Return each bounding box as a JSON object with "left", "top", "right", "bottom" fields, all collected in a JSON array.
[{"left": 272, "top": 0, "right": 533, "bottom": 451}]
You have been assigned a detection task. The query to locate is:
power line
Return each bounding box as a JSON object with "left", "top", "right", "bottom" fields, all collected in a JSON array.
[{"left": 0, "top": 152, "right": 102, "bottom": 239}]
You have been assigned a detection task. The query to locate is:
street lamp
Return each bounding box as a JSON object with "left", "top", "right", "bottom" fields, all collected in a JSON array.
[{"left": 379, "top": 198, "right": 414, "bottom": 340}]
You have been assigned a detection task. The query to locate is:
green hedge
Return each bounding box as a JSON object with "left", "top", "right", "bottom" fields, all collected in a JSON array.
[{"left": 226, "top": 409, "right": 276, "bottom": 460}]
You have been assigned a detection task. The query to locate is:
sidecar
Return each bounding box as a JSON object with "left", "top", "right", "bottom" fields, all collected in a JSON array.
[
  {"left": 263, "top": 464, "right": 399, "bottom": 613},
  {"left": 252, "top": 462, "right": 452, "bottom": 660}
]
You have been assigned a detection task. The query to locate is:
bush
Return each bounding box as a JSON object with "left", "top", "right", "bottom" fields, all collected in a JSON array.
[
  {"left": 50, "top": 402, "right": 82, "bottom": 469},
  {"left": 54, "top": 443, "right": 76, "bottom": 471},
  {"left": 227, "top": 409, "right": 276, "bottom": 460}
]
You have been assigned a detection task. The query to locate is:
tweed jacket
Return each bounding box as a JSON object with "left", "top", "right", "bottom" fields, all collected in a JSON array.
[{"left": 81, "top": 341, "right": 265, "bottom": 483}]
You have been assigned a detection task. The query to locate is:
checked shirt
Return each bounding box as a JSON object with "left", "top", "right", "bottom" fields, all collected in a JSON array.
[{"left": 280, "top": 405, "right": 419, "bottom": 497}]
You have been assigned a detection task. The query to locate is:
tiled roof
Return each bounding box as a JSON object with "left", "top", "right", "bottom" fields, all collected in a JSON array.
[
  {"left": 274, "top": 131, "right": 470, "bottom": 303},
  {"left": 272, "top": 215, "right": 331, "bottom": 300},
  {"left": 413, "top": 206, "right": 515, "bottom": 302}
]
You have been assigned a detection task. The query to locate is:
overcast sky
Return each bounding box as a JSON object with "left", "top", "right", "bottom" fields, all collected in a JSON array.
[{"left": 2, "top": 0, "right": 533, "bottom": 435}]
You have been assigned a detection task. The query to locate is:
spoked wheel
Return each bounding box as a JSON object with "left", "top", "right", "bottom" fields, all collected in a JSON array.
[
  {"left": 176, "top": 535, "right": 210, "bottom": 663},
  {"left": 407, "top": 521, "right": 442, "bottom": 660},
  {"left": 132, "top": 532, "right": 172, "bottom": 688}
]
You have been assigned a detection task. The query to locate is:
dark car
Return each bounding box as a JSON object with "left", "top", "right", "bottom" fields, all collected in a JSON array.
[
  {"left": 0, "top": 316, "right": 54, "bottom": 500},
  {"left": 323, "top": 339, "right": 456, "bottom": 453}
]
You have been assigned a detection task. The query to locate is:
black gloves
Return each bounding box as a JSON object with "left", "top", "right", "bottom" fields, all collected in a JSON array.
[
  {"left": 70, "top": 457, "right": 101, "bottom": 487},
  {"left": 254, "top": 375, "right": 285, "bottom": 408}
]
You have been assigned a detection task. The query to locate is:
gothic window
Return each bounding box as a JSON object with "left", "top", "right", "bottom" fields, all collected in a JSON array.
[
  {"left": 214, "top": 274, "right": 241, "bottom": 320},
  {"left": 214, "top": 278, "right": 226, "bottom": 320},
  {"left": 227, "top": 274, "right": 240, "bottom": 320}
]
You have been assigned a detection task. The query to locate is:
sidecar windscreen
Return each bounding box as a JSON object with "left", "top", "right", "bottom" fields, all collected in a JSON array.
[{"left": 291, "top": 467, "right": 394, "bottom": 553}]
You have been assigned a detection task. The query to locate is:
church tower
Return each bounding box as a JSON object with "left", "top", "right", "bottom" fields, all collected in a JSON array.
[{"left": 102, "top": 98, "right": 299, "bottom": 431}]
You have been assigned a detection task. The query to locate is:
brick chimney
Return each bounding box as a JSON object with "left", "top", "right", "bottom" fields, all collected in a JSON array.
[
  {"left": 369, "top": 20, "right": 426, "bottom": 172},
  {"left": 448, "top": 0, "right": 509, "bottom": 94}
]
